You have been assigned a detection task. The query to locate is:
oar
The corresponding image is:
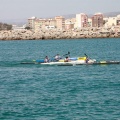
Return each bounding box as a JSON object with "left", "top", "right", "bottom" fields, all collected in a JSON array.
[
  {"left": 84, "top": 53, "right": 88, "bottom": 58},
  {"left": 63, "top": 51, "right": 70, "bottom": 56}
]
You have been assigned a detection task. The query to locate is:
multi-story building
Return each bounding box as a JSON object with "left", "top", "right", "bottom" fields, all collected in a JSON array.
[
  {"left": 27, "top": 16, "right": 37, "bottom": 30},
  {"left": 116, "top": 15, "right": 120, "bottom": 26},
  {"left": 104, "top": 17, "right": 117, "bottom": 27},
  {"left": 75, "top": 13, "right": 88, "bottom": 28},
  {"left": 92, "top": 13, "right": 103, "bottom": 27},
  {"left": 34, "top": 18, "right": 56, "bottom": 31},
  {"left": 28, "top": 16, "right": 65, "bottom": 31},
  {"left": 88, "top": 18, "right": 92, "bottom": 27},
  {"left": 55, "top": 16, "right": 65, "bottom": 30},
  {"left": 65, "top": 18, "right": 75, "bottom": 30},
  {"left": 12, "top": 25, "right": 26, "bottom": 30},
  {"left": 65, "top": 22, "right": 74, "bottom": 30}
]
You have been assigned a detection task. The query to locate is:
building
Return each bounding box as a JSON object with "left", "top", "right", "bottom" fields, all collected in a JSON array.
[
  {"left": 34, "top": 18, "right": 56, "bottom": 31},
  {"left": 116, "top": 15, "right": 120, "bottom": 26},
  {"left": 75, "top": 13, "right": 88, "bottom": 28},
  {"left": 65, "top": 18, "right": 75, "bottom": 30},
  {"left": 92, "top": 13, "right": 103, "bottom": 27},
  {"left": 88, "top": 18, "right": 92, "bottom": 27},
  {"left": 28, "top": 16, "right": 65, "bottom": 31},
  {"left": 55, "top": 16, "right": 65, "bottom": 30},
  {"left": 65, "top": 22, "right": 74, "bottom": 30},
  {"left": 27, "top": 16, "right": 37, "bottom": 30},
  {"left": 104, "top": 17, "right": 117, "bottom": 27},
  {"left": 12, "top": 25, "right": 26, "bottom": 30}
]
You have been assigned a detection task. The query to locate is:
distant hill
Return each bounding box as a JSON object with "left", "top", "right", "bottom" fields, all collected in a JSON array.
[
  {"left": 63, "top": 11, "right": 120, "bottom": 19},
  {"left": 0, "top": 19, "right": 27, "bottom": 26},
  {"left": 103, "top": 11, "right": 120, "bottom": 17}
]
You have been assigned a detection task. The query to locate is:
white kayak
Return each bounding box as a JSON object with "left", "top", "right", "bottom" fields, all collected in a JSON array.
[{"left": 40, "top": 59, "right": 96, "bottom": 65}]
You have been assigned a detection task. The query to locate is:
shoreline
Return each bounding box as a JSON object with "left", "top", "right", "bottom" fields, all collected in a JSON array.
[
  {"left": 0, "top": 37, "right": 120, "bottom": 41},
  {"left": 0, "top": 27, "right": 120, "bottom": 40}
]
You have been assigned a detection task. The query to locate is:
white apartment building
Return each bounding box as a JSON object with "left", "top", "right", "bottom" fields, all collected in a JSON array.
[
  {"left": 116, "top": 15, "right": 120, "bottom": 26},
  {"left": 55, "top": 16, "right": 65, "bottom": 30},
  {"left": 28, "top": 16, "right": 37, "bottom": 30},
  {"left": 88, "top": 18, "right": 92, "bottom": 27},
  {"left": 28, "top": 16, "right": 65, "bottom": 31},
  {"left": 34, "top": 18, "right": 56, "bottom": 31},
  {"left": 75, "top": 13, "right": 88, "bottom": 28},
  {"left": 65, "top": 18, "right": 75, "bottom": 30},
  {"left": 12, "top": 25, "right": 26, "bottom": 30},
  {"left": 104, "top": 17, "right": 117, "bottom": 27}
]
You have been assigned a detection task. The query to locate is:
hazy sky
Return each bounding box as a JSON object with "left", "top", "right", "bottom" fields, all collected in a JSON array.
[{"left": 0, "top": 0, "right": 120, "bottom": 20}]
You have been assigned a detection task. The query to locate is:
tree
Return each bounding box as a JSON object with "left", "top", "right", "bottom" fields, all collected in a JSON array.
[
  {"left": 25, "top": 26, "right": 31, "bottom": 30},
  {"left": 0, "top": 22, "right": 12, "bottom": 30}
]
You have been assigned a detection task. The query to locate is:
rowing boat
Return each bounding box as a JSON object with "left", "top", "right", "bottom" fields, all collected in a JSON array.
[
  {"left": 21, "top": 60, "right": 120, "bottom": 65},
  {"left": 20, "top": 55, "right": 120, "bottom": 66}
]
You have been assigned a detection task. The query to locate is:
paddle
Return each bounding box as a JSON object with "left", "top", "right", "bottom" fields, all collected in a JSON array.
[
  {"left": 43, "top": 52, "right": 70, "bottom": 62},
  {"left": 84, "top": 53, "right": 88, "bottom": 58},
  {"left": 63, "top": 51, "right": 70, "bottom": 57},
  {"left": 84, "top": 53, "right": 92, "bottom": 59},
  {"left": 50, "top": 52, "right": 70, "bottom": 62}
]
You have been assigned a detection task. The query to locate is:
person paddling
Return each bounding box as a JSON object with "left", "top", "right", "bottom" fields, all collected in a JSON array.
[
  {"left": 64, "top": 56, "right": 70, "bottom": 62},
  {"left": 44, "top": 56, "right": 49, "bottom": 63},
  {"left": 54, "top": 54, "right": 61, "bottom": 61},
  {"left": 84, "top": 54, "right": 89, "bottom": 63}
]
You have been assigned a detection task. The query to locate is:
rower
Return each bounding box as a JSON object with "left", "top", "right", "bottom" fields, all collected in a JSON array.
[
  {"left": 44, "top": 56, "right": 49, "bottom": 63},
  {"left": 54, "top": 54, "right": 61, "bottom": 61},
  {"left": 84, "top": 54, "right": 89, "bottom": 63},
  {"left": 64, "top": 56, "right": 70, "bottom": 62}
]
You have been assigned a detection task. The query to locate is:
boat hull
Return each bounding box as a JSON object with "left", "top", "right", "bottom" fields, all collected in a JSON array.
[
  {"left": 40, "top": 59, "right": 95, "bottom": 65},
  {"left": 21, "top": 60, "right": 120, "bottom": 65}
]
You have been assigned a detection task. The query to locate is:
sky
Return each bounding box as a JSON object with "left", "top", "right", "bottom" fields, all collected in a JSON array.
[{"left": 0, "top": 0, "right": 120, "bottom": 21}]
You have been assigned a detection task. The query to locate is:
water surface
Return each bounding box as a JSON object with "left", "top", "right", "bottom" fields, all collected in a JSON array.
[{"left": 0, "top": 38, "right": 120, "bottom": 120}]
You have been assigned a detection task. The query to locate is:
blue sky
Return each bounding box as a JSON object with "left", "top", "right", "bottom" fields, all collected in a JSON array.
[{"left": 0, "top": 0, "right": 120, "bottom": 20}]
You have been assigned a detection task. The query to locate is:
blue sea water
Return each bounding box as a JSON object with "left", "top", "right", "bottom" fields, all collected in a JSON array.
[{"left": 0, "top": 38, "right": 120, "bottom": 120}]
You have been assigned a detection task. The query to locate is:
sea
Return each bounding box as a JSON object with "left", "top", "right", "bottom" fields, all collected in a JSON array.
[{"left": 0, "top": 38, "right": 120, "bottom": 120}]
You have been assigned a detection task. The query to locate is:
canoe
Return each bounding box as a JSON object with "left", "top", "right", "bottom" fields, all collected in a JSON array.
[
  {"left": 21, "top": 60, "right": 120, "bottom": 65},
  {"left": 40, "top": 59, "right": 96, "bottom": 65},
  {"left": 20, "top": 56, "right": 120, "bottom": 66}
]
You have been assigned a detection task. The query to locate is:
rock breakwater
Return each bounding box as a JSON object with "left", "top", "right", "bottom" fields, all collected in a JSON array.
[{"left": 0, "top": 27, "right": 120, "bottom": 40}]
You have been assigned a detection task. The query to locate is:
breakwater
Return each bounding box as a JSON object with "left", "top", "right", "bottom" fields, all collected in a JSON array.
[{"left": 0, "top": 27, "right": 120, "bottom": 40}]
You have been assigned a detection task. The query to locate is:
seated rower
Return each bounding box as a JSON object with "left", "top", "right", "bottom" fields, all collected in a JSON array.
[
  {"left": 64, "top": 56, "right": 70, "bottom": 62},
  {"left": 44, "top": 56, "right": 49, "bottom": 63},
  {"left": 54, "top": 54, "right": 61, "bottom": 61},
  {"left": 84, "top": 53, "right": 89, "bottom": 63},
  {"left": 85, "top": 57, "right": 89, "bottom": 63}
]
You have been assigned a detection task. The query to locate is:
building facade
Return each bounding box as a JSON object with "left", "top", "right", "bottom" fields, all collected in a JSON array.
[
  {"left": 27, "top": 16, "right": 37, "bottom": 30},
  {"left": 28, "top": 16, "right": 65, "bottom": 31},
  {"left": 65, "top": 22, "right": 74, "bottom": 30},
  {"left": 76, "top": 13, "right": 88, "bottom": 28},
  {"left": 104, "top": 17, "right": 117, "bottom": 27},
  {"left": 92, "top": 13, "right": 103, "bottom": 27},
  {"left": 55, "top": 16, "right": 65, "bottom": 30},
  {"left": 65, "top": 18, "right": 75, "bottom": 30},
  {"left": 34, "top": 18, "right": 56, "bottom": 31},
  {"left": 116, "top": 15, "right": 120, "bottom": 26},
  {"left": 88, "top": 18, "right": 92, "bottom": 27}
]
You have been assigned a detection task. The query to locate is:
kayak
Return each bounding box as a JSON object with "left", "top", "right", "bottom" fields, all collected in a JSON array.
[
  {"left": 58, "top": 61, "right": 120, "bottom": 66},
  {"left": 34, "top": 57, "right": 87, "bottom": 63},
  {"left": 21, "top": 60, "right": 120, "bottom": 65},
  {"left": 40, "top": 58, "right": 95, "bottom": 65},
  {"left": 20, "top": 56, "right": 120, "bottom": 66}
]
